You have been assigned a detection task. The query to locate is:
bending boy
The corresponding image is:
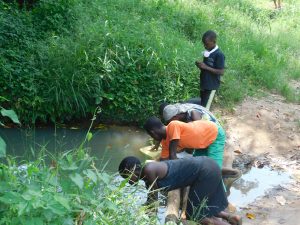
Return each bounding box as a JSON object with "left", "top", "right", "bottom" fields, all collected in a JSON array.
[
  {"left": 119, "top": 156, "right": 242, "bottom": 225},
  {"left": 144, "top": 116, "right": 225, "bottom": 168}
]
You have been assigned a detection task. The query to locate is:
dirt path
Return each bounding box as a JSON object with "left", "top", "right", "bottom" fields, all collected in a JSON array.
[{"left": 219, "top": 93, "right": 300, "bottom": 225}]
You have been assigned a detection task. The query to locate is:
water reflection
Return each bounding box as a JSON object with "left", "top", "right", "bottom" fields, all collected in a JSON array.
[
  {"left": 0, "top": 126, "right": 149, "bottom": 172},
  {"left": 228, "top": 167, "right": 291, "bottom": 208}
]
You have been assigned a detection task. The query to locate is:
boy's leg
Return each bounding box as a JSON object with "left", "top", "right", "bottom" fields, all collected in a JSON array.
[
  {"left": 216, "top": 211, "right": 242, "bottom": 225},
  {"left": 201, "top": 217, "right": 231, "bottom": 225},
  {"left": 273, "top": 0, "right": 278, "bottom": 8},
  {"left": 186, "top": 161, "right": 227, "bottom": 222},
  {"left": 206, "top": 90, "right": 216, "bottom": 110},
  {"left": 200, "top": 90, "right": 212, "bottom": 107}
]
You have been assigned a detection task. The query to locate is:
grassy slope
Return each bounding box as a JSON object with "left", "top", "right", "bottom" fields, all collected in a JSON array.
[{"left": 0, "top": 0, "right": 299, "bottom": 124}]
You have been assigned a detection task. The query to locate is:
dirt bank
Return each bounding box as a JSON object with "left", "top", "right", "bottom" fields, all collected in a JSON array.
[{"left": 218, "top": 93, "right": 300, "bottom": 225}]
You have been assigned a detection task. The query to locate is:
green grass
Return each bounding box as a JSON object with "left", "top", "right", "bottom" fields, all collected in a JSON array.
[{"left": 1, "top": 0, "right": 299, "bottom": 125}]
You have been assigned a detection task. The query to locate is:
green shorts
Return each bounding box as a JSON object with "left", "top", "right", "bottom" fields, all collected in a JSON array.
[{"left": 192, "top": 124, "right": 226, "bottom": 168}]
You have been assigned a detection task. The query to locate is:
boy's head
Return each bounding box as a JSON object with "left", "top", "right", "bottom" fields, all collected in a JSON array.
[
  {"left": 202, "top": 30, "right": 217, "bottom": 50},
  {"left": 143, "top": 116, "right": 166, "bottom": 141},
  {"left": 119, "top": 156, "right": 142, "bottom": 185}
]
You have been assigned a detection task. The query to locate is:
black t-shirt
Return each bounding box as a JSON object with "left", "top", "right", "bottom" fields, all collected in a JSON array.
[{"left": 200, "top": 49, "right": 225, "bottom": 90}]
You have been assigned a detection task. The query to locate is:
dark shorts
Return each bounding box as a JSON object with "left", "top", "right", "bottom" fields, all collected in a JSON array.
[{"left": 156, "top": 157, "right": 228, "bottom": 219}]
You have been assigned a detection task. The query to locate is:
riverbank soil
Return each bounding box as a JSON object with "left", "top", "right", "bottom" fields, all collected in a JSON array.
[{"left": 220, "top": 93, "right": 300, "bottom": 225}]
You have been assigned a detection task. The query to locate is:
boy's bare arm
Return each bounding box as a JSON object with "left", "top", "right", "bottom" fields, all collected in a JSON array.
[
  {"left": 144, "top": 166, "right": 159, "bottom": 204},
  {"left": 150, "top": 140, "right": 160, "bottom": 151},
  {"left": 190, "top": 110, "right": 203, "bottom": 121},
  {"left": 169, "top": 139, "right": 179, "bottom": 160}
]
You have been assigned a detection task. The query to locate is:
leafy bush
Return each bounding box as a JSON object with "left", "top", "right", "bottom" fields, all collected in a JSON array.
[{"left": 0, "top": 148, "right": 157, "bottom": 225}]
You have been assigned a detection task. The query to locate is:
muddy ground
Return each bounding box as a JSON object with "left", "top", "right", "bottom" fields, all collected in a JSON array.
[{"left": 218, "top": 93, "right": 300, "bottom": 225}]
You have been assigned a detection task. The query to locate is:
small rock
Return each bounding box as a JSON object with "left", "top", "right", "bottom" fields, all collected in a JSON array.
[
  {"left": 274, "top": 123, "right": 281, "bottom": 130},
  {"left": 278, "top": 218, "right": 286, "bottom": 224}
]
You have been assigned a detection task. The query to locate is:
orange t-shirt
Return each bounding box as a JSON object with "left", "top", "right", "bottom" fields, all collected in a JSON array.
[{"left": 160, "top": 120, "right": 218, "bottom": 159}]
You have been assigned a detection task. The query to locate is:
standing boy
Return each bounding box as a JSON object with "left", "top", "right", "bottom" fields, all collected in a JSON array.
[{"left": 196, "top": 30, "right": 225, "bottom": 108}]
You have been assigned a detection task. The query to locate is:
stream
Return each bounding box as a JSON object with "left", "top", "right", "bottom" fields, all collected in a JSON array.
[{"left": 0, "top": 126, "right": 292, "bottom": 222}]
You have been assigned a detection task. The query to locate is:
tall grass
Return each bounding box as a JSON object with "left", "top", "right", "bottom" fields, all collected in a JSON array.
[{"left": 0, "top": 0, "right": 299, "bottom": 125}]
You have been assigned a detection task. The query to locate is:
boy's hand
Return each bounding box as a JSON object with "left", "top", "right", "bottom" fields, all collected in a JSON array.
[
  {"left": 198, "top": 62, "right": 209, "bottom": 70},
  {"left": 195, "top": 60, "right": 201, "bottom": 69}
]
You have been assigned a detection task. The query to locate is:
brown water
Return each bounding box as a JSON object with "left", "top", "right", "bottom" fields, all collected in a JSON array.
[{"left": 0, "top": 126, "right": 148, "bottom": 172}]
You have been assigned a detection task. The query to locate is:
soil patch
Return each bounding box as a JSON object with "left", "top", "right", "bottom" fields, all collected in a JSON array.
[{"left": 219, "top": 93, "right": 300, "bottom": 225}]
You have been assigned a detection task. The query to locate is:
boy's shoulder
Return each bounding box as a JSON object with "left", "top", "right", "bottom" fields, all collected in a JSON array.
[
  {"left": 168, "top": 120, "right": 183, "bottom": 127},
  {"left": 215, "top": 48, "right": 225, "bottom": 57}
]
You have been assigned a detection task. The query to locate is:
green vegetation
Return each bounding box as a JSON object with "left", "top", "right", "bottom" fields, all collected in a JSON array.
[
  {"left": 0, "top": 146, "right": 157, "bottom": 225},
  {"left": 1, "top": 0, "right": 299, "bottom": 125},
  {"left": 0, "top": 97, "right": 20, "bottom": 157}
]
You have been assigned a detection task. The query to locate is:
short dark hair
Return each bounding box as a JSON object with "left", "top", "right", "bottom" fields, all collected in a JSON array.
[
  {"left": 159, "top": 102, "right": 169, "bottom": 116},
  {"left": 118, "top": 156, "right": 141, "bottom": 178},
  {"left": 202, "top": 30, "right": 217, "bottom": 43},
  {"left": 143, "top": 116, "right": 163, "bottom": 133}
]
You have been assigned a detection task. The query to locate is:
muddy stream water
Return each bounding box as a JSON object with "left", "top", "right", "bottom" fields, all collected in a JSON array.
[{"left": 0, "top": 126, "right": 292, "bottom": 223}]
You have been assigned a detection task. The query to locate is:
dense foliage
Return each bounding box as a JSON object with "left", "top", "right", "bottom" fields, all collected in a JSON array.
[
  {"left": 0, "top": 147, "right": 157, "bottom": 225},
  {"left": 1, "top": 0, "right": 299, "bottom": 125}
]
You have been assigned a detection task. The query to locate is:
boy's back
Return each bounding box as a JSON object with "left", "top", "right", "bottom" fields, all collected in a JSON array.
[{"left": 160, "top": 120, "right": 218, "bottom": 159}]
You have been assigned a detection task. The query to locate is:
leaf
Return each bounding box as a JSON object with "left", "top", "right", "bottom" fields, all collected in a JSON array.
[
  {"left": 0, "top": 192, "right": 22, "bottom": 204},
  {"left": 54, "top": 195, "right": 71, "bottom": 210},
  {"left": 234, "top": 149, "right": 242, "bottom": 154},
  {"left": 84, "top": 169, "right": 97, "bottom": 183},
  {"left": 24, "top": 217, "right": 43, "bottom": 225},
  {"left": 0, "top": 136, "right": 6, "bottom": 158},
  {"left": 60, "top": 163, "right": 78, "bottom": 171},
  {"left": 87, "top": 132, "right": 93, "bottom": 142},
  {"left": 69, "top": 173, "right": 84, "bottom": 189},
  {"left": 246, "top": 212, "right": 256, "bottom": 220},
  {"left": 118, "top": 179, "right": 128, "bottom": 190},
  {"left": 47, "top": 202, "right": 67, "bottom": 216},
  {"left": 106, "top": 201, "right": 118, "bottom": 211},
  {"left": 275, "top": 196, "right": 286, "bottom": 205},
  {"left": 0, "top": 109, "right": 20, "bottom": 124},
  {"left": 94, "top": 123, "right": 106, "bottom": 129},
  {"left": 62, "top": 218, "right": 74, "bottom": 225},
  {"left": 99, "top": 172, "right": 111, "bottom": 185},
  {"left": 17, "top": 201, "right": 28, "bottom": 216},
  {"left": 22, "top": 189, "right": 42, "bottom": 201}
]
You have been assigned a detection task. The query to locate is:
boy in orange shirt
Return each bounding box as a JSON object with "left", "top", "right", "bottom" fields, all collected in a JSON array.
[{"left": 144, "top": 116, "right": 225, "bottom": 168}]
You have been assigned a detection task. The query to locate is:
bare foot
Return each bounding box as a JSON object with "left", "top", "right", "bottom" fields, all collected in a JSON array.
[{"left": 227, "top": 215, "right": 242, "bottom": 225}]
